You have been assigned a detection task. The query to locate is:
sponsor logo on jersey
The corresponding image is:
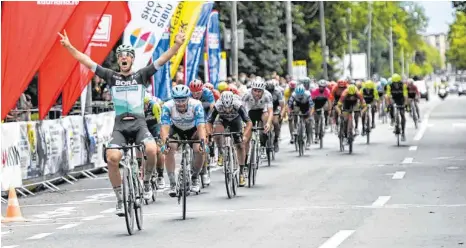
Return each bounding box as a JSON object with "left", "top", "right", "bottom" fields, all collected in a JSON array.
[{"left": 115, "top": 79, "right": 139, "bottom": 86}]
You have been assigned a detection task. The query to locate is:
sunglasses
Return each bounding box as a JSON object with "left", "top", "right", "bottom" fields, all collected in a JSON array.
[
  {"left": 117, "top": 52, "right": 134, "bottom": 58},
  {"left": 174, "top": 98, "right": 188, "bottom": 104}
]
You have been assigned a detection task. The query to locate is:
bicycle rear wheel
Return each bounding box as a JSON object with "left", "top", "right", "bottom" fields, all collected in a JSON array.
[
  {"left": 411, "top": 101, "right": 418, "bottom": 129},
  {"left": 395, "top": 109, "right": 401, "bottom": 147},
  {"left": 181, "top": 165, "right": 187, "bottom": 220},
  {"left": 253, "top": 144, "right": 259, "bottom": 186},
  {"left": 134, "top": 175, "right": 144, "bottom": 230},
  {"left": 123, "top": 167, "right": 135, "bottom": 235},
  {"left": 319, "top": 115, "right": 324, "bottom": 149},
  {"left": 266, "top": 132, "right": 272, "bottom": 167},
  {"left": 231, "top": 147, "right": 238, "bottom": 196},
  {"left": 348, "top": 116, "right": 354, "bottom": 154},
  {"left": 298, "top": 121, "right": 304, "bottom": 156},
  {"left": 248, "top": 140, "right": 255, "bottom": 188},
  {"left": 366, "top": 111, "right": 371, "bottom": 144}
]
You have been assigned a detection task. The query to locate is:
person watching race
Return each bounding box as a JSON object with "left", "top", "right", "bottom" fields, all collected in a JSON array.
[
  {"left": 336, "top": 84, "right": 367, "bottom": 137},
  {"left": 58, "top": 29, "right": 185, "bottom": 216},
  {"left": 206, "top": 91, "right": 252, "bottom": 187},
  {"left": 265, "top": 80, "right": 286, "bottom": 152},
  {"left": 160, "top": 85, "right": 209, "bottom": 194},
  {"left": 385, "top": 73, "right": 408, "bottom": 141},
  {"left": 242, "top": 79, "right": 274, "bottom": 166},
  {"left": 311, "top": 80, "right": 331, "bottom": 142},
  {"left": 284, "top": 80, "right": 298, "bottom": 143},
  {"left": 204, "top": 82, "right": 220, "bottom": 101},
  {"left": 288, "top": 84, "right": 315, "bottom": 149},
  {"left": 143, "top": 94, "right": 166, "bottom": 193},
  {"left": 359, "top": 80, "right": 379, "bottom": 133},
  {"left": 406, "top": 78, "right": 421, "bottom": 123}
]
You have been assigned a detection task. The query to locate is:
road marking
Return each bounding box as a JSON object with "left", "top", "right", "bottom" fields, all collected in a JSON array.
[
  {"left": 317, "top": 230, "right": 355, "bottom": 248},
  {"left": 82, "top": 215, "right": 104, "bottom": 221},
  {"left": 402, "top": 157, "right": 413, "bottom": 164},
  {"left": 21, "top": 200, "right": 115, "bottom": 208},
  {"left": 413, "top": 105, "right": 435, "bottom": 141},
  {"left": 56, "top": 223, "right": 82, "bottom": 230},
  {"left": 392, "top": 171, "right": 406, "bottom": 179},
  {"left": 446, "top": 166, "right": 459, "bottom": 170},
  {"left": 1, "top": 230, "right": 11, "bottom": 235},
  {"left": 372, "top": 196, "right": 391, "bottom": 207},
  {"left": 452, "top": 123, "right": 466, "bottom": 127},
  {"left": 26, "top": 232, "right": 53, "bottom": 240},
  {"left": 32, "top": 207, "right": 76, "bottom": 219},
  {"left": 434, "top": 156, "right": 455, "bottom": 160},
  {"left": 100, "top": 208, "right": 115, "bottom": 214},
  {"left": 409, "top": 146, "right": 418, "bottom": 151},
  {"left": 69, "top": 188, "right": 112, "bottom": 192},
  {"left": 2, "top": 246, "right": 19, "bottom": 248}
]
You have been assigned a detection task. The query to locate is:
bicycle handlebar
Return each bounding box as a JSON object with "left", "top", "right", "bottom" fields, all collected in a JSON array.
[{"left": 210, "top": 132, "right": 243, "bottom": 137}]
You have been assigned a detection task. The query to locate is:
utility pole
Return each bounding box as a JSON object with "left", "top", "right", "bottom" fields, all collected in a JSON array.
[
  {"left": 347, "top": 7, "right": 353, "bottom": 79},
  {"left": 231, "top": 1, "right": 238, "bottom": 78},
  {"left": 319, "top": 1, "right": 328, "bottom": 80},
  {"left": 286, "top": 1, "right": 294, "bottom": 77},
  {"left": 389, "top": 17, "right": 394, "bottom": 75},
  {"left": 367, "top": 2, "right": 372, "bottom": 79}
]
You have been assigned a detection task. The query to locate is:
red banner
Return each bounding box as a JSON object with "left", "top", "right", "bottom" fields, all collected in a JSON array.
[
  {"left": 1, "top": 2, "right": 77, "bottom": 120},
  {"left": 38, "top": 1, "right": 110, "bottom": 120},
  {"left": 61, "top": 1, "right": 131, "bottom": 116}
]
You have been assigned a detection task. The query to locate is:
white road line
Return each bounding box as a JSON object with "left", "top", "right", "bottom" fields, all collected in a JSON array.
[
  {"left": 413, "top": 106, "right": 435, "bottom": 141},
  {"left": 26, "top": 232, "right": 53, "bottom": 240},
  {"left": 409, "top": 146, "right": 418, "bottom": 151},
  {"left": 100, "top": 208, "right": 115, "bottom": 214},
  {"left": 392, "top": 171, "right": 406, "bottom": 179},
  {"left": 69, "top": 188, "right": 112, "bottom": 192},
  {"left": 402, "top": 157, "right": 414, "bottom": 164},
  {"left": 2, "top": 245, "right": 19, "bottom": 248},
  {"left": 1, "top": 230, "right": 11, "bottom": 236},
  {"left": 452, "top": 123, "right": 466, "bottom": 127},
  {"left": 82, "top": 215, "right": 104, "bottom": 221},
  {"left": 317, "top": 230, "right": 355, "bottom": 248},
  {"left": 56, "top": 223, "right": 82, "bottom": 230},
  {"left": 372, "top": 196, "right": 391, "bottom": 207}
]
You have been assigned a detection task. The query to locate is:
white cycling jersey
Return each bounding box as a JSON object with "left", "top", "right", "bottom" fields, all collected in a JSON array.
[{"left": 241, "top": 88, "right": 273, "bottom": 111}]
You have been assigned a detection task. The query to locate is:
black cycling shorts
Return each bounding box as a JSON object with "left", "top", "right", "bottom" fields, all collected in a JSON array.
[
  {"left": 214, "top": 116, "right": 243, "bottom": 144},
  {"left": 248, "top": 109, "right": 264, "bottom": 126},
  {"left": 109, "top": 115, "right": 155, "bottom": 147},
  {"left": 408, "top": 93, "right": 416, "bottom": 99},
  {"left": 291, "top": 102, "right": 310, "bottom": 117}
]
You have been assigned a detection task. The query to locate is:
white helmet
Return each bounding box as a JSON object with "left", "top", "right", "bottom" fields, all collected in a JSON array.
[
  {"left": 220, "top": 91, "right": 234, "bottom": 108},
  {"left": 251, "top": 79, "right": 266, "bottom": 90}
]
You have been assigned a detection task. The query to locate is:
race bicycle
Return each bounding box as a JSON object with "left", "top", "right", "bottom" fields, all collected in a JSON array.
[
  {"left": 210, "top": 129, "right": 242, "bottom": 199},
  {"left": 362, "top": 103, "right": 374, "bottom": 144},
  {"left": 339, "top": 108, "right": 356, "bottom": 154},
  {"left": 103, "top": 139, "right": 145, "bottom": 235},
  {"left": 291, "top": 113, "right": 309, "bottom": 156},
  {"left": 393, "top": 103, "right": 405, "bottom": 146},
  {"left": 314, "top": 108, "right": 325, "bottom": 149},
  {"left": 247, "top": 122, "right": 264, "bottom": 187}
]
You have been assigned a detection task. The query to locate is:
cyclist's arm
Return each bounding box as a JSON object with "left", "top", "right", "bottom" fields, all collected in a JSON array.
[
  {"left": 403, "top": 84, "right": 409, "bottom": 104},
  {"left": 358, "top": 92, "right": 367, "bottom": 112},
  {"left": 152, "top": 103, "right": 162, "bottom": 124},
  {"left": 206, "top": 107, "right": 219, "bottom": 134},
  {"left": 64, "top": 43, "right": 96, "bottom": 70},
  {"left": 154, "top": 42, "right": 182, "bottom": 68},
  {"left": 238, "top": 105, "right": 252, "bottom": 136},
  {"left": 385, "top": 85, "right": 392, "bottom": 103},
  {"left": 160, "top": 105, "right": 172, "bottom": 142},
  {"left": 265, "top": 94, "right": 274, "bottom": 125},
  {"left": 373, "top": 87, "right": 380, "bottom": 101},
  {"left": 194, "top": 104, "right": 207, "bottom": 142},
  {"left": 308, "top": 95, "right": 315, "bottom": 115},
  {"left": 278, "top": 92, "right": 286, "bottom": 117}
]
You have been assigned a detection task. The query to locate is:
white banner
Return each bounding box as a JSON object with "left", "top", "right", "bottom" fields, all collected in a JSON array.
[
  {"left": 1, "top": 123, "right": 23, "bottom": 190},
  {"left": 85, "top": 111, "right": 115, "bottom": 168},
  {"left": 61, "top": 116, "right": 87, "bottom": 171},
  {"left": 38, "top": 120, "right": 67, "bottom": 176},
  {"left": 18, "top": 122, "right": 40, "bottom": 179},
  {"left": 123, "top": 1, "right": 178, "bottom": 71}
]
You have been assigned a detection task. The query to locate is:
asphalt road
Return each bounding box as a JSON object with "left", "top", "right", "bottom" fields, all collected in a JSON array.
[{"left": 2, "top": 94, "right": 466, "bottom": 248}]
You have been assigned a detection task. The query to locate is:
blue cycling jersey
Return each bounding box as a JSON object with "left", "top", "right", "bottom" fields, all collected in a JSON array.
[
  {"left": 191, "top": 88, "right": 215, "bottom": 109},
  {"left": 161, "top": 98, "right": 205, "bottom": 130}
]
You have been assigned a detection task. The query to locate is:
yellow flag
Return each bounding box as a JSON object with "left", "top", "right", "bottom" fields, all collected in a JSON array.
[{"left": 169, "top": 1, "right": 204, "bottom": 79}]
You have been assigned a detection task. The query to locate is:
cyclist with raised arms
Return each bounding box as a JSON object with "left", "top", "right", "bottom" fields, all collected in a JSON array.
[
  {"left": 288, "top": 84, "right": 315, "bottom": 149},
  {"left": 143, "top": 94, "right": 166, "bottom": 191},
  {"left": 265, "top": 80, "right": 286, "bottom": 152},
  {"left": 207, "top": 91, "right": 252, "bottom": 187},
  {"left": 58, "top": 30, "right": 185, "bottom": 216},
  {"left": 242, "top": 79, "right": 274, "bottom": 166},
  {"left": 160, "top": 85, "right": 208, "bottom": 194}
]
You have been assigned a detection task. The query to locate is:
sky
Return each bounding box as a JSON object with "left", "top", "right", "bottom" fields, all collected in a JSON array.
[{"left": 419, "top": 1, "right": 455, "bottom": 34}]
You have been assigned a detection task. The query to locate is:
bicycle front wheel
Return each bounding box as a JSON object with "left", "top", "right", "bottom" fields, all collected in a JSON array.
[
  {"left": 224, "top": 147, "right": 233, "bottom": 199},
  {"left": 123, "top": 167, "right": 135, "bottom": 235},
  {"left": 134, "top": 176, "right": 144, "bottom": 230},
  {"left": 248, "top": 140, "right": 255, "bottom": 188}
]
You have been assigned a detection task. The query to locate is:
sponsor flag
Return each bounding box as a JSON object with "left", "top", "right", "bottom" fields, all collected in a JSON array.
[
  {"left": 184, "top": 2, "right": 213, "bottom": 84},
  {"left": 61, "top": 2, "right": 131, "bottom": 116},
  {"left": 151, "top": 27, "right": 172, "bottom": 101},
  {"left": 1, "top": 2, "right": 77, "bottom": 120},
  {"left": 206, "top": 10, "right": 221, "bottom": 88},
  {"left": 38, "top": 1, "right": 109, "bottom": 120},
  {"left": 169, "top": 1, "right": 204, "bottom": 79},
  {"left": 123, "top": 1, "right": 178, "bottom": 71}
]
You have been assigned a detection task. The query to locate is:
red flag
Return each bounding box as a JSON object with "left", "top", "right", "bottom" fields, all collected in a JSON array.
[
  {"left": 62, "top": 1, "right": 131, "bottom": 116},
  {"left": 38, "top": 1, "right": 110, "bottom": 120},
  {"left": 1, "top": 2, "right": 77, "bottom": 120}
]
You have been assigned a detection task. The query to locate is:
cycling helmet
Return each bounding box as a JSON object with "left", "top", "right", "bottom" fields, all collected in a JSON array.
[
  {"left": 299, "top": 77, "right": 311, "bottom": 86},
  {"left": 407, "top": 78, "right": 414, "bottom": 84},
  {"left": 364, "top": 80, "right": 375, "bottom": 89},
  {"left": 295, "top": 85, "right": 306, "bottom": 96},
  {"left": 347, "top": 84, "right": 358, "bottom": 95},
  {"left": 288, "top": 80, "right": 297, "bottom": 89},
  {"left": 337, "top": 78, "right": 347, "bottom": 87},
  {"left": 220, "top": 91, "right": 234, "bottom": 108},
  {"left": 391, "top": 73, "right": 402, "bottom": 83},
  {"left": 318, "top": 79, "right": 327, "bottom": 87},
  {"left": 387, "top": 77, "right": 392, "bottom": 84},
  {"left": 204, "top": 82, "right": 214, "bottom": 91},
  {"left": 116, "top": 44, "right": 135, "bottom": 57},
  {"left": 265, "top": 80, "right": 275, "bottom": 92},
  {"left": 251, "top": 79, "right": 266, "bottom": 90},
  {"left": 172, "top": 85, "right": 190, "bottom": 99},
  {"left": 189, "top": 79, "right": 203, "bottom": 93},
  {"left": 380, "top": 78, "right": 388, "bottom": 86},
  {"left": 218, "top": 82, "right": 229, "bottom": 92}
]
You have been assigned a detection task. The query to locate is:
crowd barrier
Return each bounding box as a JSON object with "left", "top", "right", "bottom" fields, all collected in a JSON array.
[{"left": 1, "top": 111, "right": 116, "bottom": 193}]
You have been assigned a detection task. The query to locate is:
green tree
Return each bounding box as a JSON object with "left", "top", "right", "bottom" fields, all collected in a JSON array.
[{"left": 446, "top": 11, "right": 466, "bottom": 70}]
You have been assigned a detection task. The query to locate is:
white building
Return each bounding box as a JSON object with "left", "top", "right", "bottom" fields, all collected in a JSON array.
[{"left": 423, "top": 33, "right": 448, "bottom": 70}]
